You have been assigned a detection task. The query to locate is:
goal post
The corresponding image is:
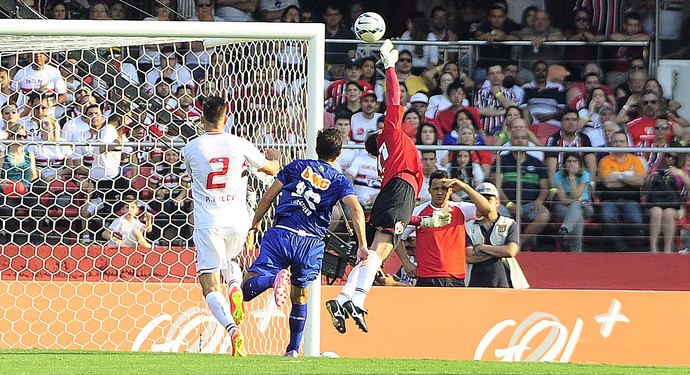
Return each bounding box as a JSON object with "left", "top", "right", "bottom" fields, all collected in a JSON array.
[{"left": 0, "top": 19, "right": 324, "bottom": 356}]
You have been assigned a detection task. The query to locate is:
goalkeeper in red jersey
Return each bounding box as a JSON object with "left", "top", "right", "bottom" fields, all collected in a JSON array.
[{"left": 326, "top": 40, "right": 448, "bottom": 334}]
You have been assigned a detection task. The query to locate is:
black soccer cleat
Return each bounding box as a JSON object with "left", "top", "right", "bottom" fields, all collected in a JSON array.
[
  {"left": 343, "top": 300, "right": 368, "bottom": 333},
  {"left": 325, "top": 300, "right": 347, "bottom": 334}
]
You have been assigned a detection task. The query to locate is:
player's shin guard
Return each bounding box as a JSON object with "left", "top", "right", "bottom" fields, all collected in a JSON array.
[
  {"left": 205, "top": 291, "right": 236, "bottom": 330},
  {"left": 286, "top": 303, "right": 307, "bottom": 354},
  {"left": 242, "top": 275, "right": 273, "bottom": 302},
  {"left": 336, "top": 264, "right": 361, "bottom": 304},
  {"left": 351, "top": 250, "right": 383, "bottom": 308}
]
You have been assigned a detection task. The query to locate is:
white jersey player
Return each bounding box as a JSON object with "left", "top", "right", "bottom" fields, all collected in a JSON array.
[{"left": 182, "top": 96, "right": 280, "bottom": 357}]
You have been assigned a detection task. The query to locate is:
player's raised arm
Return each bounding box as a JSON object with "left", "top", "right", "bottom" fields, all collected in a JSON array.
[
  {"left": 380, "top": 39, "right": 400, "bottom": 107},
  {"left": 341, "top": 194, "right": 369, "bottom": 260}
]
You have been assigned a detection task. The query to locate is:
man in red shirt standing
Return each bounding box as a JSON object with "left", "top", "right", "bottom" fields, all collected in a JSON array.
[
  {"left": 396, "top": 170, "right": 490, "bottom": 287},
  {"left": 326, "top": 40, "right": 443, "bottom": 334}
]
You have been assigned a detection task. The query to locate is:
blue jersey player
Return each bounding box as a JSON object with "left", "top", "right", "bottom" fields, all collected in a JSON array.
[{"left": 241, "top": 128, "right": 368, "bottom": 357}]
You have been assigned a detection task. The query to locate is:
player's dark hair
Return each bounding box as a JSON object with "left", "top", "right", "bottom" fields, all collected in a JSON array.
[
  {"left": 316, "top": 128, "right": 343, "bottom": 161},
  {"left": 364, "top": 131, "right": 379, "bottom": 156},
  {"left": 428, "top": 168, "right": 449, "bottom": 187},
  {"left": 202, "top": 96, "right": 226, "bottom": 124}
]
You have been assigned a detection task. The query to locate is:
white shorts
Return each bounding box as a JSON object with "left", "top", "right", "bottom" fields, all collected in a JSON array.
[{"left": 194, "top": 227, "right": 248, "bottom": 275}]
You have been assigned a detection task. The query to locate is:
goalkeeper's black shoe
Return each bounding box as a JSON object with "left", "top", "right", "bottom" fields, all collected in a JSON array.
[
  {"left": 343, "top": 300, "right": 368, "bottom": 333},
  {"left": 325, "top": 299, "right": 347, "bottom": 334}
]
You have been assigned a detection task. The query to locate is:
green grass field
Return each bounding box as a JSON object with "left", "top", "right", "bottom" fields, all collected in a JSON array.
[{"left": 0, "top": 350, "right": 688, "bottom": 375}]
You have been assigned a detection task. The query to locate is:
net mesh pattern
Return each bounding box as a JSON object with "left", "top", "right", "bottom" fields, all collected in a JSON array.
[{"left": 0, "top": 36, "right": 311, "bottom": 355}]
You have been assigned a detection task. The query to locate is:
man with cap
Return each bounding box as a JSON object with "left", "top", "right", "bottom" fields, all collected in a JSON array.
[
  {"left": 349, "top": 89, "right": 380, "bottom": 143},
  {"left": 409, "top": 92, "right": 429, "bottom": 114},
  {"left": 465, "top": 181, "right": 521, "bottom": 288},
  {"left": 395, "top": 170, "right": 491, "bottom": 287},
  {"left": 409, "top": 92, "right": 441, "bottom": 130}
]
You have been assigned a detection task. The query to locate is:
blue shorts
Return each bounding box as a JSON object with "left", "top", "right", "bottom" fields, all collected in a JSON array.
[{"left": 248, "top": 227, "right": 325, "bottom": 288}]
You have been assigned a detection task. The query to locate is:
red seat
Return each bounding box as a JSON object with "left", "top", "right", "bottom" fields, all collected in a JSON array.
[{"left": 529, "top": 123, "right": 560, "bottom": 144}]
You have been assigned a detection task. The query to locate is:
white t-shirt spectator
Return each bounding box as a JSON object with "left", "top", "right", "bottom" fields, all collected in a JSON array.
[
  {"left": 334, "top": 140, "right": 359, "bottom": 173},
  {"left": 350, "top": 113, "right": 378, "bottom": 143},
  {"left": 216, "top": 5, "right": 254, "bottom": 22},
  {"left": 107, "top": 217, "right": 146, "bottom": 247},
  {"left": 345, "top": 153, "right": 380, "bottom": 209},
  {"left": 62, "top": 117, "right": 90, "bottom": 142},
  {"left": 27, "top": 142, "right": 74, "bottom": 181},
  {"left": 145, "top": 65, "right": 195, "bottom": 94},
  {"left": 10, "top": 65, "right": 67, "bottom": 110},
  {"left": 399, "top": 31, "right": 439, "bottom": 69},
  {"left": 89, "top": 124, "right": 122, "bottom": 181}
]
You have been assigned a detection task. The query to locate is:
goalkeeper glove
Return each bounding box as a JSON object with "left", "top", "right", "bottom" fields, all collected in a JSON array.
[
  {"left": 420, "top": 208, "right": 453, "bottom": 228},
  {"left": 379, "top": 39, "right": 398, "bottom": 69}
]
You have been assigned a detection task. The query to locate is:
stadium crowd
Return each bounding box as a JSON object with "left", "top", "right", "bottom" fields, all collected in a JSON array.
[{"left": 1, "top": 0, "right": 690, "bottom": 255}]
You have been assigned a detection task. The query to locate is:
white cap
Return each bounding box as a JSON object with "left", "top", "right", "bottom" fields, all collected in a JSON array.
[
  {"left": 476, "top": 182, "right": 499, "bottom": 198},
  {"left": 409, "top": 93, "right": 429, "bottom": 104}
]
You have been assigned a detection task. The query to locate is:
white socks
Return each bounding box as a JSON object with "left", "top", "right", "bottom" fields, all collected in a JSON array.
[
  {"left": 337, "top": 264, "right": 361, "bottom": 304},
  {"left": 205, "top": 291, "right": 235, "bottom": 331},
  {"left": 351, "top": 250, "right": 383, "bottom": 308},
  {"left": 221, "top": 261, "right": 243, "bottom": 286}
]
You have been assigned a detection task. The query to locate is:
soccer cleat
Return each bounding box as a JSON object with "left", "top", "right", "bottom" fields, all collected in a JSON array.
[
  {"left": 229, "top": 284, "right": 245, "bottom": 326},
  {"left": 229, "top": 328, "right": 245, "bottom": 357},
  {"left": 325, "top": 299, "right": 347, "bottom": 334},
  {"left": 283, "top": 350, "right": 299, "bottom": 357},
  {"left": 273, "top": 269, "right": 291, "bottom": 307},
  {"left": 343, "top": 301, "right": 369, "bottom": 333}
]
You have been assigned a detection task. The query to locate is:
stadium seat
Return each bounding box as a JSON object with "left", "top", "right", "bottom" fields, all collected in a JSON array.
[{"left": 529, "top": 123, "right": 560, "bottom": 144}]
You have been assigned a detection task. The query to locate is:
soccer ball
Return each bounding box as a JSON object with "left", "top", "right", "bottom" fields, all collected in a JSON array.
[{"left": 354, "top": 12, "right": 386, "bottom": 43}]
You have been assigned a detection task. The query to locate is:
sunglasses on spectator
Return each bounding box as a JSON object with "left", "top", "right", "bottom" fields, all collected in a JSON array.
[
  {"left": 14, "top": 134, "right": 27, "bottom": 139},
  {"left": 196, "top": 3, "right": 212, "bottom": 7},
  {"left": 655, "top": 125, "right": 669, "bottom": 130},
  {"left": 631, "top": 65, "right": 645, "bottom": 70},
  {"left": 642, "top": 100, "right": 658, "bottom": 105}
]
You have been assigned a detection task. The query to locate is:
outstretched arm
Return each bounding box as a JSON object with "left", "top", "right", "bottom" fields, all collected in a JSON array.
[
  {"left": 380, "top": 40, "right": 400, "bottom": 107},
  {"left": 250, "top": 179, "right": 283, "bottom": 232}
]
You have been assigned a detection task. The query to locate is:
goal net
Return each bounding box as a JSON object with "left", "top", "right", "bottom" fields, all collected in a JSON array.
[{"left": 0, "top": 19, "right": 324, "bottom": 356}]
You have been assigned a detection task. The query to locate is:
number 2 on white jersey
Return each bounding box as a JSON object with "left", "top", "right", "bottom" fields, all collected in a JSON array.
[{"left": 206, "top": 157, "right": 229, "bottom": 189}]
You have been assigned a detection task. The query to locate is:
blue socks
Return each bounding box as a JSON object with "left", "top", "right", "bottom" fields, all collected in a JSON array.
[
  {"left": 242, "top": 275, "right": 274, "bottom": 302},
  {"left": 286, "top": 303, "right": 308, "bottom": 353}
]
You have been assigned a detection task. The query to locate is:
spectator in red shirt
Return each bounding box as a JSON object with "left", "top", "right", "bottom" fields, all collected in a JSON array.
[
  {"left": 435, "top": 81, "right": 481, "bottom": 139},
  {"left": 627, "top": 90, "right": 685, "bottom": 151},
  {"left": 396, "top": 169, "right": 490, "bottom": 287}
]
